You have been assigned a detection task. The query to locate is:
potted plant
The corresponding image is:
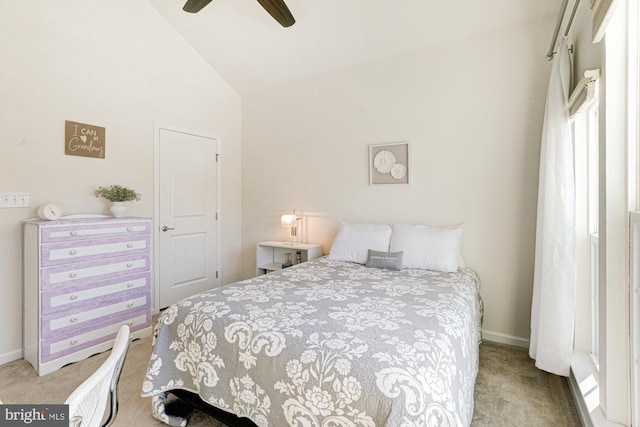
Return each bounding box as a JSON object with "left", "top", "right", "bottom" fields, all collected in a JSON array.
[{"left": 95, "top": 185, "right": 142, "bottom": 217}]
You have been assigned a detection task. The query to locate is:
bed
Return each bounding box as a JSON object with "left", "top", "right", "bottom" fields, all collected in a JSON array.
[{"left": 142, "top": 245, "right": 483, "bottom": 427}]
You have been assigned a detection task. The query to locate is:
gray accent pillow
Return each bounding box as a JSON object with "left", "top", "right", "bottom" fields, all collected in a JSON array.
[{"left": 366, "top": 249, "right": 403, "bottom": 271}]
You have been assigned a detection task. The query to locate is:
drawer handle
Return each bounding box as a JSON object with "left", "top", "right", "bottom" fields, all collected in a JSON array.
[
  {"left": 126, "top": 243, "right": 133, "bottom": 248},
  {"left": 69, "top": 272, "right": 78, "bottom": 278},
  {"left": 127, "top": 227, "right": 133, "bottom": 232},
  {"left": 126, "top": 263, "right": 133, "bottom": 268},
  {"left": 70, "top": 339, "right": 78, "bottom": 345},
  {"left": 70, "top": 317, "right": 78, "bottom": 323},
  {"left": 69, "top": 249, "right": 78, "bottom": 255},
  {"left": 127, "top": 302, "right": 134, "bottom": 308},
  {"left": 70, "top": 294, "right": 78, "bottom": 300},
  {"left": 127, "top": 282, "right": 134, "bottom": 288},
  {"left": 70, "top": 231, "right": 78, "bottom": 236}
]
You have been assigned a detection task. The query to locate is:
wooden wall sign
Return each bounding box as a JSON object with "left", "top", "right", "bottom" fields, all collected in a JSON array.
[{"left": 65, "top": 120, "right": 106, "bottom": 159}]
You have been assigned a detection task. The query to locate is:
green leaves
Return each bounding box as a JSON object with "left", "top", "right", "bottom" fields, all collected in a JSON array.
[{"left": 94, "top": 185, "right": 142, "bottom": 202}]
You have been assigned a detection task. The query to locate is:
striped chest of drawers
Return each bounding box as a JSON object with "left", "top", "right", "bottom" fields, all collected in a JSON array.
[{"left": 23, "top": 217, "right": 152, "bottom": 375}]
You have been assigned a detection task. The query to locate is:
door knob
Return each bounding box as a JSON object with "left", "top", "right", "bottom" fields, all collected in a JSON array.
[{"left": 161, "top": 226, "right": 175, "bottom": 232}]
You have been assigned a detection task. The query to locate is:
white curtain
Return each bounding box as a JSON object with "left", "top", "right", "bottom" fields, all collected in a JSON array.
[{"left": 529, "top": 39, "right": 576, "bottom": 377}]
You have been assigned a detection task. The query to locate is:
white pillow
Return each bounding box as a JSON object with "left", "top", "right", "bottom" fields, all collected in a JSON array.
[
  {"left": 390, "top": 223, "right": 464, "bottom": 272},
  {"left": 328, "top": 223, "right": 392, "bottom": 264}
]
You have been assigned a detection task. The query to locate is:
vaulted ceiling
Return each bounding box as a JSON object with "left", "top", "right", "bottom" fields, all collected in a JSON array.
[{"left": 148, "top": 0, "right": 559, "bottom": 95}]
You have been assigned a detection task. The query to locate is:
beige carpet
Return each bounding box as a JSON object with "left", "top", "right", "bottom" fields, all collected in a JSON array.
[
  {"left": 472, "top": 341, "right": 581, "bottom": 426},
  {"left": 0, "top": 338, "right": 581, "bottom": 426}
]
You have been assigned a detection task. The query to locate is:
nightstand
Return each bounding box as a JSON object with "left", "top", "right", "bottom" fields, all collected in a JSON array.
[{"left": 256, "top": 241, "right": 323, "bottom": 275}]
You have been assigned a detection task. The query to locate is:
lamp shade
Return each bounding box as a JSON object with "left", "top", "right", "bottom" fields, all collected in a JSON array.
[{"left": 281, "top": 214, "right": 298, "bottom": 227}]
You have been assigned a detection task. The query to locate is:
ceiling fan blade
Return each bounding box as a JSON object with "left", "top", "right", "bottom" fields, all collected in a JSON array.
[
  {"left": 256, "top": 0, "right": 295, "bottom": 27},
  {"left": 183, "top": 0, "right": 214, "bottom": 13}
]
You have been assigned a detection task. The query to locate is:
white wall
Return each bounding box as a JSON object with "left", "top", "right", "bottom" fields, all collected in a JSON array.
[
  {"left": 0, "top": 1, "right": 242, "bottom": 363},
  {"left": 241, "top": 17, "right": 554, "bottom": 343}
]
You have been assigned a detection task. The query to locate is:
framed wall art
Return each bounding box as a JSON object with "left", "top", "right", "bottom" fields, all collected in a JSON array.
[
  {"left": 65, "top": 120, "right": 106, "bottom": 159},
  {"left": 369, "top": 142, "right": 410, "bottom": 185}
]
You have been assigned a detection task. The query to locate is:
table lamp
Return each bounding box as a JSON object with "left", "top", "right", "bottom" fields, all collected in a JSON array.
[{"left": 281, "top": 209, "right": 301, "bottom": 245}]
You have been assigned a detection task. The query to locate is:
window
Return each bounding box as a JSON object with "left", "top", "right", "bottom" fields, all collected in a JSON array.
[{"left": 571, "top": 71, "right": 600, "bottom": 367}]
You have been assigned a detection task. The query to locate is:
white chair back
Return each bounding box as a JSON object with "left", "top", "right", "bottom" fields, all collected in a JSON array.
[{"left": 64, "top": 325, "right": 131, "bottom": 427}]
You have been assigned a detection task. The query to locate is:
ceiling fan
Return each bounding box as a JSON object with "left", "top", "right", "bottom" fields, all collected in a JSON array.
[{"left": 182, "top": 0, "right": 295, "bottom": 27}]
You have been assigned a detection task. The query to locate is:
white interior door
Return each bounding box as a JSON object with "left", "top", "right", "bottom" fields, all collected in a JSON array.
[{"left": 156, "top": 126, "right": 219, "bottom": 309}]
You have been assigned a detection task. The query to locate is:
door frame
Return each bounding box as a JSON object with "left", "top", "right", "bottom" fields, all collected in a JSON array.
[{"left": 153, "top": 122, "right": 221, "bottom": 313}]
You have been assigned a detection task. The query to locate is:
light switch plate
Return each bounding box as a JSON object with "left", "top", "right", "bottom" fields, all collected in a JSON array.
[{"left": 0, "top": 192, "right": 30, "bottom": 208}]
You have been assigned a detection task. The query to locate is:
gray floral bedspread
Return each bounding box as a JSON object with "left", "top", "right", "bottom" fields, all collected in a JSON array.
[{"left": 142, "top": 257, "right": 483, "bottom": 427}]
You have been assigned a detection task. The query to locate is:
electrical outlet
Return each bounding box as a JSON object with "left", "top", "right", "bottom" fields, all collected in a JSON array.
[{"left": 0, "top": 192, "right": 30, "bottom": 208}]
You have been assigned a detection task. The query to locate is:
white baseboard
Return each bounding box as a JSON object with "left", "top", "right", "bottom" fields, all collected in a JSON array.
[
  {"left": 0, "top": 349, "right": 23, "bottom": 366},
  {"left": 481, "top": 329, "right": 530, "bottom": 348}
]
